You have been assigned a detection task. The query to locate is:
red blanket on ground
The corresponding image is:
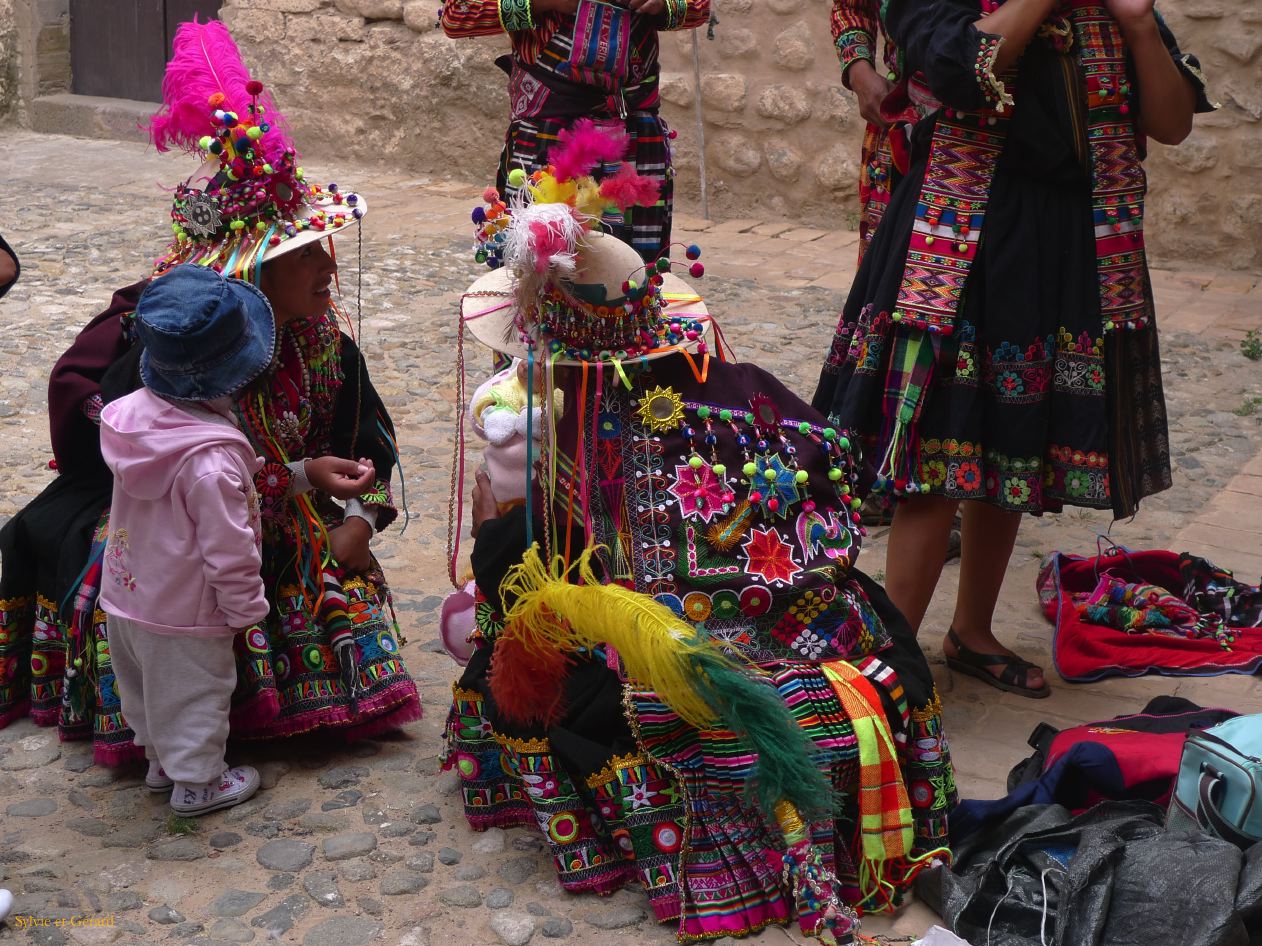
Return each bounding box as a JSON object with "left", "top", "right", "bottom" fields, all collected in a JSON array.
[{"left": 1037, "top": 548, "right": 1262, "bottom": 682}]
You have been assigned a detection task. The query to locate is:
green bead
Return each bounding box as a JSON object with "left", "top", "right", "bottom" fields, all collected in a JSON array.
[
  {"left": 794, "top": 470, "right": 809, "bottom": 484},
  {"left": 798, "top": 421, "right": 811, "bottom": 434},
  {"left": 763, "top": 468, "right": 777, "bottom": 482},
  {"left": 828, "top": 468, "right": 843, "bottom": 482},
  {"left": 744, "top": 412, "right": 755, "bottom": 424},
  {"left": 689, "top": 456, "right": 704, "bottom": 469},
  {"left": 838, "top": 436, "right": 850, "bottom": 450},
  {"left": 247, "top": 125, "right": 263, "bottom": 140},
  {"left": 713, "top": 464, "right": 726, "bottom": 476},
  {"left": 719, "top": 409, "right": 733, "bottom": 422},
  {"left": 742, "top": 462, "right": 757, "bottom": 477},
  {"left": 822, "top": 428, "right": 837, "bottom": 440},
  {"left": 850, "top": 498, "right": 863, "bottom": 510},
  {"left": 697, "top": 406, "right": 711, "bottom": 419}
]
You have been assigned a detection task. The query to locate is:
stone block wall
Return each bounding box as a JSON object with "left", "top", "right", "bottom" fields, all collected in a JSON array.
[
  {"left": 5, "top": 0, "right": 71, "bottom": 122},
  {"left": 216, "top": 0, "right": 1259, "bottom": 268},
  {"left": 0, "top": 0, "right": 17, "bottom": 121}
]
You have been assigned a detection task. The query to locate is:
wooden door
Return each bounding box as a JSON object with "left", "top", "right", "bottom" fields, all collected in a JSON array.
[{"left": 70, "top": 0, "right": 223, "bottom": 102}]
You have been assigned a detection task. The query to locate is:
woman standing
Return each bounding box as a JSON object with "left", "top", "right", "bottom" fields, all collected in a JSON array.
[
  {"left": 813, "top": 0, "right": 1213, "bottom": 697},
  {"left": 441, "top": 0, "right": 709, "bottom": 263}
]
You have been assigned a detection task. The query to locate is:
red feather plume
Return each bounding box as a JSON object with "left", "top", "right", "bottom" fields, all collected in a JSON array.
[
  {"left": 148, "top": 16, "right": 292, "bottom": 163},
  {"left": 598, "top": 165, "right": 661, "bottom": 212},
  {"left": 487, "top": 631, "right": 569, "bottom": 727}
]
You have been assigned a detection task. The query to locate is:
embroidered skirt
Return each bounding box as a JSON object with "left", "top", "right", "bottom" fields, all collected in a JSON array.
[
  {"left": 0, "top": 482, "right": 420, "bottom": 762},
  {"left": 813, "top": 128, "right": 1171, "bottom": 518},
  {"left": 441, "top": 590, "right": 956, "bottom": 941}
]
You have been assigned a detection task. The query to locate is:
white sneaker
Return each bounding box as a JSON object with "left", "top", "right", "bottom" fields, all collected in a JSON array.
[
  {"left": 145, "top": 761, "right": 174, "bottom": 793},
  {"left": 170, "top": 766, "right": 260, "bottom": 816}
]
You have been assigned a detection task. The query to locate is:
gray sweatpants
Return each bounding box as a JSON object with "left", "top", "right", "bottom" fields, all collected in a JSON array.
[{"left": 106, "top": 615, "right": 237, "bottom": 784}]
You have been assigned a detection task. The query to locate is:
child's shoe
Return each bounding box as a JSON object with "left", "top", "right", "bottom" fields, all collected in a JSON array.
[
  {"left": 146, "top": 760, "right": 174, "bottom": 793},
  {"left": 170, "top": 766, "right": 260, "bottom": 816}
]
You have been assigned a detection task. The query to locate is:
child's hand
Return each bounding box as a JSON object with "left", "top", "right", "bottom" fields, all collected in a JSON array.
[{"left": 307, "top": 456, "right": 375, "bottom": 500}]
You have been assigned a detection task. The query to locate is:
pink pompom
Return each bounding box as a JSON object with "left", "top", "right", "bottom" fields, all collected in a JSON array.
[
  {"left": 483, "top": 186, "right": 500, "bottom": 203},
  {"left": 598, "top": 165, "right": 660, "bottom": 211}
]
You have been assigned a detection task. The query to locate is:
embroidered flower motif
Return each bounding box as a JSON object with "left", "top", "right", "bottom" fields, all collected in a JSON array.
[
  {"left": 1087, "top": 365, "right": 1105, "bottom": 391},
  {"left": 923, "top": 460, "right": 947, "bottom": 488},
  {"left": 1004, "top": 476, "right": 1032, "bottom": 505},
  {"left": 789, "top": 629, "right": 828, "bottom": 659},
  {"left": 954, "top": 461, "right": 981, "bottom": 491},
  {"left": 955, "top": 350, "right": 976, "bottom": 378},
  {"left": 741, "top": 527, "right": 802, "bottom": 588},
  {"left": 789, "top": 590, "right": 826, "bottom": 623},
  {"left": 1065, "top": 470, "right": 1091, "bottom": 497},
  {"left": 997, "top": 370, "right": 1025, "bottom": 396},
  {"left": 668, "top": 461, "right": 726, "bottom": 523}
]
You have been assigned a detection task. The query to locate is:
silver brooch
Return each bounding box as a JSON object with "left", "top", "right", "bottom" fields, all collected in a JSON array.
[{"left": 182, "top": 191, "right": 223, "bottom": 238}]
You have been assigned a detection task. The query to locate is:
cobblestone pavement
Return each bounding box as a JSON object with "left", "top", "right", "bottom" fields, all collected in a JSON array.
[{"left": 1, "top": 130, "right": 1261, "bottom": 946}]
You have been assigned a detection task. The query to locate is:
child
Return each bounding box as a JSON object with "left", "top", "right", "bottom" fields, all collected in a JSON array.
[{"left": 99, "top": 264, "right": 274, "bottom": 815}]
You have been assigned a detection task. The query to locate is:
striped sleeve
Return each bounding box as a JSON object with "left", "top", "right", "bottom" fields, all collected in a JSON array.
[{"left": 832, "top": 0, "right": 878, "bottom": 83}]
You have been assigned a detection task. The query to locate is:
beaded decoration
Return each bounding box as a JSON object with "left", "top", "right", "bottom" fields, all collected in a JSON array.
[{"left": 148, "top": 19, "right": 364, "bottom": 283}]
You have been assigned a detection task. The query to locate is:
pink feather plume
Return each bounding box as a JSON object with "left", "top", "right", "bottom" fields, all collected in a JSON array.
[
  {"left": 549, "top": 119, "right": 629, "bottom": 183},
  {"left": 148, "top": 17, "right": 292, "bottom": 162},
  {"left": 529, "top": 219, "right": 572, "bottom": 273},
  {"left": 598, "top": 165, "right": 661, "bottom": 212}
]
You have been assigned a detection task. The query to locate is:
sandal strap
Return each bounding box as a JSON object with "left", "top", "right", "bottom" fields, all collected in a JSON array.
[{"left": 947, "top": 627, "right": 1043, "bottom": 688}]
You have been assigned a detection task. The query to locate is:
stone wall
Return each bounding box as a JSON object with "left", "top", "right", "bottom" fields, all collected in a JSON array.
[
  {"left": 5, "top": 0, "right": 71, "bottom": 123},
  {"left": 213, "top": 0, "right": 1259, "bottom": 269},
  {"left": 0, "top": 0, "right": 17, "bottom": 121}
]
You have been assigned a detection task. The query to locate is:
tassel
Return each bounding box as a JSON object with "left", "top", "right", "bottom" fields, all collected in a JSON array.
[
  {"left": 777, "top": 801, "right": 861, "bottom": 945},
  {"left": 493, "top": 545, "right": 834, "bottom": 821}
]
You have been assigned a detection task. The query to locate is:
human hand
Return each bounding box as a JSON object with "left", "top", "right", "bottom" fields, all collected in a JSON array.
[
  {"left": 1104, "top": 0, "right": 1155, "bottom": 29},
  {"left": 307, "top": 456, "right": 375, "bottom": 500},
  {"left": 471, "top": 468, "right": 499, "bottom": 538},
  {"left": 532, "top": 0, "right": 580, "bottom": 14},
  {"left": 627, "top": 0, "right": 666, "bottom": 14},
  {"left": 848, "top": 61, "right": 893, "bottom": 127},
  {"left": 330, "top": 517, "right": 374, "bottom": 572}
]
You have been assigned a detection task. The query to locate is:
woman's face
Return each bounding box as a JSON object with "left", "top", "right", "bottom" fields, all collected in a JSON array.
[{"left": 260, "top": 240, "right": 338, "bottom": 326}]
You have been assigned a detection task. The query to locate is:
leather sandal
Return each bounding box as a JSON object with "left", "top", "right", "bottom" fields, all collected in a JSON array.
[{"left": 945, "top": 628, "right": 1050, "bottom": 699}]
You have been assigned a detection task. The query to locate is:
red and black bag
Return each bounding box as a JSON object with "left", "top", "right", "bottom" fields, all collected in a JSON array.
[{"left": 1008, "top": 696, "right": 1238, "bottom": 810}]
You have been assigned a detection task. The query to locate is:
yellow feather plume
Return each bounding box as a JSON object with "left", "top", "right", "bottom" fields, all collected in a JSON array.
[{"left": 497, "top": 544, "right": 752, "bottom": 730}]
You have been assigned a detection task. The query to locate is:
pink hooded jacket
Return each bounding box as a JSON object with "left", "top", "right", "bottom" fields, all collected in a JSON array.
[{"left": 99, "top": 388, "right": 268, "bottom": 637}]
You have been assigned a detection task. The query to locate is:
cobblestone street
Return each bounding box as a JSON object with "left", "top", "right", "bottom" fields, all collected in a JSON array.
[{"left": 1, "top": 129, "right": 1261, "bottom": 946}]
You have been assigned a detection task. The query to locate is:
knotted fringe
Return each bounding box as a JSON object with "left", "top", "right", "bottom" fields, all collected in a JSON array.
[{"left": 491, "top": 543, "right": 834, "bottom": 821}]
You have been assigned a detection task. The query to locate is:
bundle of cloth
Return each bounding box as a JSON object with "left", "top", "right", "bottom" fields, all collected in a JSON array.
[{"left": 1037, "top": 548, "right": 1262, "bottom": 681}]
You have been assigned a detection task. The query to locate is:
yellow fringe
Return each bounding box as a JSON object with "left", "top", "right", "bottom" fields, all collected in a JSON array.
[{"left": 498, "top": 544, "right": 752, "bottom": 730}]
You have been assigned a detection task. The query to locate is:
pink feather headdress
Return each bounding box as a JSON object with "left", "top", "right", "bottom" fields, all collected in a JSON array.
[
  {"left": 149, "top": 17, "right": 292, "bottom": 164},
  {"left": 147, "top": 18, "right": 365, "bottom": 281}
]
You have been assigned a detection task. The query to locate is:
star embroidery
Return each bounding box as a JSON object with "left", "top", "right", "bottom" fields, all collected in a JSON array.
[
  {"left": 747, "top": 454, "right": 803, "bottom": 520},
  {"left": 668, "top": 462, "right": 727, "bottom": 522},
  {"left": 740, "top": 527, "right": 802, "bottom": 588}
]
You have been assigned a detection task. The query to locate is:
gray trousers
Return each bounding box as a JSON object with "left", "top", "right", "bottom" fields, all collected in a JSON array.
[{"left": 106, "top": 615, "right": 237, "bottom": 784}]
